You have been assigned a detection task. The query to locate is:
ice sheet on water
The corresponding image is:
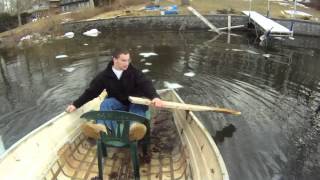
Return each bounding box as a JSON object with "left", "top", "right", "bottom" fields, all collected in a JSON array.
[
  {"left": 62, "top": 67, "right": 76, "bottom": 72},
  {"left": 139, "top": 52, "right": 158, "bottom": 58},
  {"left": 163, "top": 81, "right": 183, "bottom": 89},
  {"left": 184, "top": 72, "right": 195, "bottom": 77},
  {"left": 56, "top": 55, "right": 68, "bottom": 59}
]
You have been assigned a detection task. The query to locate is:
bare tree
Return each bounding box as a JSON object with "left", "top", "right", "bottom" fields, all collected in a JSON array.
[
  {"left": 2, "top": 0, "right": 37, "bottom": 26},
  {"left": 0, "top": 0, "right": 12, "bottom": 13}
]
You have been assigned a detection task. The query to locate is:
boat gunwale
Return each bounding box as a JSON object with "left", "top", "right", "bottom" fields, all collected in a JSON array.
[
  {"left": 171, "top": 90, "right": 229, "bottom": 180},
  {"left": 0, "top": 112, "right": 67, "bottom": 161}
]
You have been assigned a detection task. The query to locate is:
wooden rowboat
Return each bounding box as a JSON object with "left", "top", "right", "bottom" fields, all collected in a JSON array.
[{"left": 0, "top": 89, "right": 229, "bottom": 180}]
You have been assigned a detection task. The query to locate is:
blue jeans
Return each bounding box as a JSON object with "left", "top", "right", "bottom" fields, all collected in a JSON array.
[{"left": 98, "top": 97, "right": 148, "bottom": 130}]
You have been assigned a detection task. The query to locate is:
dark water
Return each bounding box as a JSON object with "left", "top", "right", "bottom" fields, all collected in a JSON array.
[{"left": 0, "top": 31, "right": 320, "bottom": 180}]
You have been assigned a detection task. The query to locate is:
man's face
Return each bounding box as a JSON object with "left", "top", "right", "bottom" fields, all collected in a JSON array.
[{"left": 113, "top": 53, "right": 130, "bottom": 71}]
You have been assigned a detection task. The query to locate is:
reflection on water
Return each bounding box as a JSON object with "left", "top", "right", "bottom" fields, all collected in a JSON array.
[{"left": 0, "top": 31, "right": 320, "bottom": 180}]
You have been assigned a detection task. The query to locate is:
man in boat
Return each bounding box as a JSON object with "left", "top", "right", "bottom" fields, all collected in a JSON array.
[{"left": 65, "top": 48, "right": 163, "bottom": 140}]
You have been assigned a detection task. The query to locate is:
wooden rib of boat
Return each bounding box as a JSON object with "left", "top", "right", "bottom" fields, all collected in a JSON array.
[{"left": 0, "top": 89, "right": 229, "bottom": 180}]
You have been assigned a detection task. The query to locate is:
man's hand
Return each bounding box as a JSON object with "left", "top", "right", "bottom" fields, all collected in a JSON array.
[
  {"left": 65, "top": 104, "right": 77, "bottom": 113},
  {"left": 151, "top": 98, "right": 163, "bottom": 108}
]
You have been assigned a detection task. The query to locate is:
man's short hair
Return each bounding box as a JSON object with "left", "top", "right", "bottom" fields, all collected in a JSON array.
[{"left": 112, "top": 48, "right": 130, "bottom": 59}]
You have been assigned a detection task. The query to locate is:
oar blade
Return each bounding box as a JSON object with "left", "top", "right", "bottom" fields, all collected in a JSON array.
[{"left": 129, "top": 96, "right": 241, "bottom": 115}]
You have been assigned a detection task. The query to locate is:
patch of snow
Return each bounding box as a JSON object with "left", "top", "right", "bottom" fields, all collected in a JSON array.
[
  {"left": 278, "top": 2, "right": 290, "bottom": 7},
  {"left": 142, "top": 69, "right": 150, "bottom": 73},
  {"left": 140, "top": 59, "right": 146, "bottom": 62},
  {"left": 283, "top": 10, "right": 312, "bottom": 17},
  {"left": 145, "top": 62, "right": 152, "bottom": 66},
  {"left": 20, "top": 35, "right": 32, "bottom": 41},
  {"left": 297, "top": 3, "right": 308, "bottom": 8}
]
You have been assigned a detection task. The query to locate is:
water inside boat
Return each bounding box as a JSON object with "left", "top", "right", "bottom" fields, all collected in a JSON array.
[{"left": 44, "top": 110, "right": 191, "bottom": 180}]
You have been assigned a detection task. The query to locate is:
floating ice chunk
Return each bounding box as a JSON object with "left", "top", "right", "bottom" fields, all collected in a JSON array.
[
  {"left": 64, "top": 32, "right": 74, "bottom": 39},
  {"left": 231, "top": 49, "right": 243, "bottom": 52},
  {"left": 83, "top": 43, "right": 88, "bottom": 46},
  {"left": 139, "top": 52, "right": 158, "bottom": 58},
  {"left": 56, "top": 55, "right": 68, "bottom": 59},
  {"left": 184, "top": 72, "right": 195, "bottom": 77},
  {"left": 83, "top": 29, "right": 100, "bottom": 37},
  {"left": 263, "top": 54, "right": 271, "bottom": 58},
  {"left": 145, "top": 62, "right": 152, "bottom": 66},
  {"left": 246, "top": 50, "right": 259, "bottom": 55},
  {"left": 164, "top": 81, "right": 183, "bottom": 89},
  {"left": 140, "top": 59, "right": 146, "bottom": 62},
  {"left": 62, "top": 67, "right": 76, "bottom": 72},
  {"left": 142, "top": 69, "right": 150, "bottom": 73}
]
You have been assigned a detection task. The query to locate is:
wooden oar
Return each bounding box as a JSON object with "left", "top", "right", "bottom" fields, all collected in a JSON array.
[{"left": 129, "top": 96, "right": 241, "bottom": 115}]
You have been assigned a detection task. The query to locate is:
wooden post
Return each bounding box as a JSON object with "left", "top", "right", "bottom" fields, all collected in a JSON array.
[{"left": 228, "top": 15, "right": 231, "bottom": 31}]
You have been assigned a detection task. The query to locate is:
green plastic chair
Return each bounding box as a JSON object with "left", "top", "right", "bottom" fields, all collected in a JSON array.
[{"left": 80, "top": 110, "right": 151, "bottom": 180}]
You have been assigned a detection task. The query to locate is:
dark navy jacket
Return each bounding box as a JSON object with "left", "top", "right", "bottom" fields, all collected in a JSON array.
[{"left": 73, "top": 62, "right": 159, "bottom": 108}]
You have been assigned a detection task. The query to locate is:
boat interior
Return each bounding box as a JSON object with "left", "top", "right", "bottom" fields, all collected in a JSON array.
[{"left": 44, "top": 110, "right": 191, "bottom": 180}]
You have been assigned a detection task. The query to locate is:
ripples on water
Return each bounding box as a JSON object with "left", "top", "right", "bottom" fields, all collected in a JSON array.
[{"left": 0, "top": 31, "right": 319, "bottom": 180}]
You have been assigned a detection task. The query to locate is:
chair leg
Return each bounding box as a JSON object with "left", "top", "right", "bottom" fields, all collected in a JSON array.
[
  {"left": 142, "top": 131, "right": 150, "bottom": 156},
  {"left": 101, "top": 142, "right": 107, "bottom": 157},
  {"left": 142, "top": 142, "right": 148, "bottom": 156},
  {"left": 97, "top": 140, "right": 104, "bottom": 180},
  {"left": 130, "top": 142, "right": 140, "bottom": 180}
]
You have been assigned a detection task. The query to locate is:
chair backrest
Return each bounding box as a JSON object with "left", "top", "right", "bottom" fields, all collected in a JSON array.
[{"left": 81, "top": 110, "right": 149, "bottom": 144}]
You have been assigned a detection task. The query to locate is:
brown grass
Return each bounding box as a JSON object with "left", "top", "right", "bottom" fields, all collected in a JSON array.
[
  {"left": 0, "top": 0, "right": 149, "bottom": 44},
  {"left": 0, "top": 0, "right": 319, "bottom": 46}
]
